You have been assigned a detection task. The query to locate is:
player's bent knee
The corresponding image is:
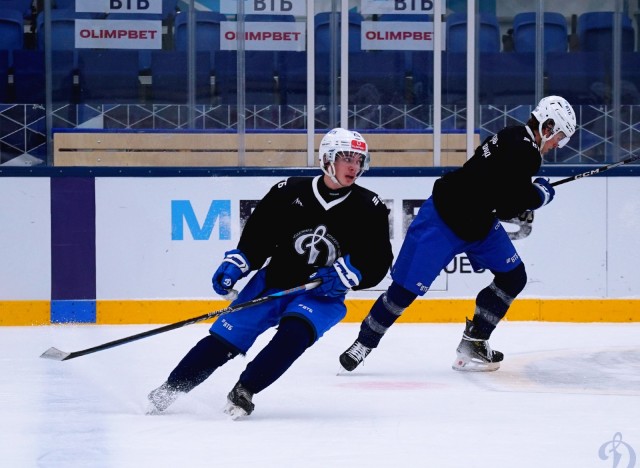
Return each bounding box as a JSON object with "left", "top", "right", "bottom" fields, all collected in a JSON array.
[
  {"left": 278, "top": 316, "right": 315, "bottom": 349},
  {"left": 494, "top": 263, "right": 527, "bottom": 298},
  {"left": 387, "top": 281, "right": 418, "bottom": 309}
]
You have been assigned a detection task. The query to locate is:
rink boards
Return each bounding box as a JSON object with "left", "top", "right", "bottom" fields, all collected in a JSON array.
[{"left": 1, "top": 170, "right": 639, "bottom": 325}]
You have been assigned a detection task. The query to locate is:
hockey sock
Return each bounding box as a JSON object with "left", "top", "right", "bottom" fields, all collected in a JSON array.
[
  {"left": 357, "top": 281, "right": 417, "bottom": 348},
  {"left": 471, "top": 263, "right": 527, "bottom": 339},
  {"left": 239, "top": 317, "right": 313, "bottom": 394},
  {"left": 167, "top": 334, "right": 239, "bottom": 393}
]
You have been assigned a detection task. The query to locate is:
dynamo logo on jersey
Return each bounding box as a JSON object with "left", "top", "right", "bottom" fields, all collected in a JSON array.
[{"left": 294, "top": 225, "right": 338, "bottom": 265}]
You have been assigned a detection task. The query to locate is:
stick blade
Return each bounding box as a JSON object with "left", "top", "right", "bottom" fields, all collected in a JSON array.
[{"left": 40, "top": 347, "right": 71, "bottom": 361}]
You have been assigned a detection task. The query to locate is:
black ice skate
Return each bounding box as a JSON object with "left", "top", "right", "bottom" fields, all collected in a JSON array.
[
  {"left": 452, "top": 319, "right": 504, "bottom": 372},
  {"left": 224, "top": 381, "right": 255, "bottom": 420},
  {"left": 147, "top": 381, "right": 181, "bottom": 414},
  {"left": 339, "top": 340, "right": 372, "bottom": 371}
]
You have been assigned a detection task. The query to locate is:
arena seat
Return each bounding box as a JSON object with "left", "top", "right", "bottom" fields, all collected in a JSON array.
[
  {"left": 315, "top": 11, "right": 362, "bottom": 53},
  {"left": 36, "top": 10, "right": 99, "bottom": 51},
  {"left": 512, "top": 12, "right": 568, "bottom": 53},
  {"left": 446, "top": 13, "right": 501, "bottom": 53},
  {"left": 0, "top": 0, "right": 32, "bottom": 18},
  {"left": 578, "top": 12, "right": 635, "bottom": 53},
  {"left": 0, "top": 9, "right": 24, "bottom": 54},
  {"left": 174, "top": 11, "right": 226, "bottom": 52}
]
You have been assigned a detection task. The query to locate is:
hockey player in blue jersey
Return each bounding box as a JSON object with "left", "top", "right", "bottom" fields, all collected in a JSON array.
[
  {"left": 339, "top": 95, "right": 576, "bottom": 373},
  {"left": 148, "top": 128, "right": 392, "bottom": 418}
]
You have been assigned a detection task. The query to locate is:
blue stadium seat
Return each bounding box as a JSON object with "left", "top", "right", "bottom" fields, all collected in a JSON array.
[
  {"left": 162, "top": 0, "right": 179, "bottom": 20},
  {"left": 37, "top": 11, "right": 99, "bottom": 51},
  {"left": 150, "top": 50, "right": 212, "bottom": 104},
  {"left": 0, "top": 0, "right": 32, "bottom": 18},
  {"left": 213, "top": 50, "right": 277, "bottom": 105},
  {"left": 78, "top": 50, "right": 141, "bottom": 104},
  {"left": 446, "top": 13, "right": 501, "bottom": 53},
  {"left": 480, "top": 52, "right": 536, "bottom": 105},
  {"left": 12, "top": 49, "right": 76, "bottom": 103},
  {"left": 512, "top": 12, "right": 568, "bottom": 53},
  {"left": 174, "top": 11, "right": 226, "bottom": 52},
  {"left": 0, "top": 50, "right": 8, "bottom": 103},
  {"left": 578, "top": 12, "right": 635, "bottom": 52},
  {"left": 315, "top": 11, "right": 362, "bottom": 53},
  {"left": 0, "top": 9, "right": 24, "bottom": 53},
  {"left": 545, "top": 52, "right": 608, "bottom": 105}
]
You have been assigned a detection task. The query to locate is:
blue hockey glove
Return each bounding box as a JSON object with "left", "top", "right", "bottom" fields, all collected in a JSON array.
[
  {"left": 212, "top": 249, "right": 250, "bottom": 296},
  {"left": 309, "top": 255, "right": 362, "bottom": 298},
  {"left": 531, "top": 177, "right": 555, "bottom": 209}
]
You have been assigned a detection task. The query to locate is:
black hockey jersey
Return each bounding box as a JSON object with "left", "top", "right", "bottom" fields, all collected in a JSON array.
[
  {"left": 237, "top": 175, "right": 393, "bottom": 291},
  {"left": 432, "top": 125, "right": 544, "bottom": 241}
]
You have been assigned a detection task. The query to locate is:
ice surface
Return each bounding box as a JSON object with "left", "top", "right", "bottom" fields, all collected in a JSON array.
[{"left": 1, "top": 322, "right": 639, "bottom": 468}]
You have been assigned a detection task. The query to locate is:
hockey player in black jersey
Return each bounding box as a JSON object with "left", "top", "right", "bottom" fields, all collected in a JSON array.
[
  {"left": 148, "top": 128, "right": 392, "bottom": 418},
  {"left": 339, "top": 95, "right": 577, "bottom": 373}
]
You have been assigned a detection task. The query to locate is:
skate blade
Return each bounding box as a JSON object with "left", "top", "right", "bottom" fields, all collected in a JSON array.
[
  {"left": 224, "top": 401, "right": 248, "bottom": 420},
  {"left": 452, "top": 355, "right": 501, "bottom": 372},
  {"left": 145, "top": 403, "right": 164, "bottom": 415}
]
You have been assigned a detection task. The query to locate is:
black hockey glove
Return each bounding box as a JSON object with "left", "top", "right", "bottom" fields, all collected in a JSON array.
[
  {"left": 212, "top": 249, "right": 250, "bottom": 296},
  {"left": 309, "top": 255, "right": 361, "bottom": 298}
]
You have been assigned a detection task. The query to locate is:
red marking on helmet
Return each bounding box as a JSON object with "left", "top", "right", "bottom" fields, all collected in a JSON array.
[{"left": 351, "top": 139, "right": 367, "bottom": 151}]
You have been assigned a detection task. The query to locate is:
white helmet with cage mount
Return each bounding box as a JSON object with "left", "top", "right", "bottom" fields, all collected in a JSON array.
[
  {"left": 319, "top": 128, "right": 370, "bottom": 185},
  {"left": 532, "top": 95, "right": 576, "bottom": 150}
]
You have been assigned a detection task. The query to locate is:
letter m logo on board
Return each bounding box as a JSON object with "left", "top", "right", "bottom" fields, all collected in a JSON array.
[{"left": 171, "top": 200, "right": 231, "bottom": 240}]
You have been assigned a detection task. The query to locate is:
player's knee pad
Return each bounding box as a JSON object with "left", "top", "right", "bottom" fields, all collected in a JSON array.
[
  {"left": 387, "top": 281, "right": 419, "bottom": 309},
  {"left": 277, "top": 316, "right": 315, "bottom": 349},
  {"left": 493, "top": 263, "right": 527, "bottom": 298}
]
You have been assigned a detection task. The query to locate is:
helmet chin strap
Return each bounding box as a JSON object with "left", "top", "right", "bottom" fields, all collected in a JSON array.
[
  {"left": 322, "top": 162, "right": 346, "bottom": 187},
  {"left": 537, "top": 122, "right": 552, "bottom": 155}
]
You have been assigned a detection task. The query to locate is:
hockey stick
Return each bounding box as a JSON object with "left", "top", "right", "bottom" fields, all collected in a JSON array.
[
  {"left": 40, "top": 279, "right": 321, "bottom": 361},
  {"left": 551, "top": 152, "right": 640, "bottom": 187}
]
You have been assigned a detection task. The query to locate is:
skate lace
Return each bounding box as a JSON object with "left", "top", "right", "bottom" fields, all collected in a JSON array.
[
  {"left": 346, "top": 342, "right": 370, "bottom": 362},
  {"left": 463, "top": 334, "right": 493, "bottom": 359}
]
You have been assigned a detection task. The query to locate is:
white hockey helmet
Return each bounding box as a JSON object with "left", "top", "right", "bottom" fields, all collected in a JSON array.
[
  {"left": 532, "top": 95, "right": 576, "bottom": 149},
  {"left": 319, "top": 128, "right": 370, "bottom": 183}
]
